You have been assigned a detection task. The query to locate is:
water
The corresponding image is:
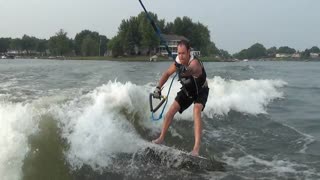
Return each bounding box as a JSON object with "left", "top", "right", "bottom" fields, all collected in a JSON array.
[{"left": 0, "top": 59, "right": 319, "bottom": 180}]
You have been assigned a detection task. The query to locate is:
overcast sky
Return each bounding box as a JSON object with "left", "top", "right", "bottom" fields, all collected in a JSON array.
[{"left": 1, "top": 0, "right": 319, "bottom": 53}]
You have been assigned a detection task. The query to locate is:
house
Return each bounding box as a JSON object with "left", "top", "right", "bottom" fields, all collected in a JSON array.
[
  {"left": 1, "top": 54, "right": 15, "bottom": 59},
  {"left": 310, "top": 53, "right": 320, "bottom": 58},
  {"left": 159, "top": 34, "right": 201, "bottom": 57},
  {"left": 276, "top": 53, "right": 291, "bottom": 58},
  {"left": 291, "top": 53, "right": 301, "bottom": 58}
]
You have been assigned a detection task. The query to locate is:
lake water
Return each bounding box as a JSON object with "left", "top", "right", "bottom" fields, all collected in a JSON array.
[{"left": 0, "top": 59, "right": 319, "bottom": 180}]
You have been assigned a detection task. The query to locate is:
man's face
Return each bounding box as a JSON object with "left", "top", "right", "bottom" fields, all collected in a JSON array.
[{"left": 177, "top": 44, "right": 190, "bottom": 65}]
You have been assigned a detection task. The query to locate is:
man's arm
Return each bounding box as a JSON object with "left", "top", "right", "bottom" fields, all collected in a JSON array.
[{"left": 157, "top": 62, "right": 176, "bottom": 88}]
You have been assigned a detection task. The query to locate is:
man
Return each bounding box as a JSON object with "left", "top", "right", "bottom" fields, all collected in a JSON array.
[{"left": 152, "top": 40, "right": 209, "bottom": 156}]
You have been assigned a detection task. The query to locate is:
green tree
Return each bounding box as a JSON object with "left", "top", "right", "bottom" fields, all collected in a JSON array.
[
  {"left": 163, "top": 22, "right": 174, "bottom": 34},
  {"left": 267, "top": 46, "right": 277, "bottom": 57},
  {"left": 10, "top": 38, "right": 22, "bottom": 51},
  {"left": 137, "top": 12, "right": 160, "bottom": 55},
  {"left": 277, "top": 46, "right": 296, "bottom": 54},
  {"left": 173, "top": 17, "right": 194, "bottom": 40},
  {"left": 7, "top": 37, "right": 48, "bottom": 56},
  {"left": 192, "top": 22, "right": 211, "bottom": 56},
  {"left": 0, "top": 38, "right": 11, "bottom": 53},
  {"left": 107, "top": 35, "right": 123, "bottom": 57},
  {"left": 234, "top": 43, "right": 267, "bottom": 59},
  {"left": 219, "top": 49, "right": 232, "bottom": 59},
  {"left": 234, "top": 49, "right": 249, "bottom": 60},
  {"left": 301, "top": 48, "right": 311, "bottom": 58},
  {"left": 247, "top": 43, "right": 266, "bottom": 59},
  {"left": 309, "top": 46, "right": 320, "bottom": 53},
  {"left": 118, "top": 16, "right": 141, "bottom": 55},
  {"left": 169, "top": 17, "right": 213, "bottom": 56},
  {"left": 36, "top": 39, "right": 48, "bottom": 55},
  {"left": 99, "top": 35, "right": 108, "bottom": 56},
  {"left": 207, "top": 41, "right": 220, "bottom": 56},
  {"left": 74, "top": 30, "right": 100, "bottom": 56},
  {"left": 81, "top": 35, "right": 99, "bottom": 56},
  {"left": 21, "top": 35, "right": 38, "bottom": 54},
  {"left": 48, "top": 29, "right": 72, "bottom": 56},
  {"left": 110, "top": 12, "right": 216, "bottom": 57}
]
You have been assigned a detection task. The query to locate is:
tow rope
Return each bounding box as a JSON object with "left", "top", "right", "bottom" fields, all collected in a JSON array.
[{"left": 138, "top": 0, "right": 178, "bottom": 121}]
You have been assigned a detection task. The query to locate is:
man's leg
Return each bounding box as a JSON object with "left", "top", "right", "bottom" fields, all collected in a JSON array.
[
  {"left": 191, "top": 103, "right": 203, "bottom": 156},
  {"left": 152, "top": 100, "right": 180, "bottom": 144}
]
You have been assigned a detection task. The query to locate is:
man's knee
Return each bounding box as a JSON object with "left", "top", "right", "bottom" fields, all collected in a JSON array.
[
  {"left": 172, "top": 100, "right": 181, "bottom": 111},
  {"left": 167, "top": 101, "right": 180, "bottom": 116},
  {"left": 194, "top": 103, "right": 203, "bottom": 113}
]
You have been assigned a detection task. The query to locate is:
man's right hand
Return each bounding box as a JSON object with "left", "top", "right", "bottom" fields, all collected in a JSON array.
[{"left": 153, "top": 86, "right": 161, "bottom": 99}]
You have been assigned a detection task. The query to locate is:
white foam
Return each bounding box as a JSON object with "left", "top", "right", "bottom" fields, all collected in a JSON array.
[
  {"left": 0, "top": 81, "right": 16, "bottom": 88},
  {"left": 55, "top": 81, "right": 152, "bottom": 170},
  {"left": 0, "top": 102, "right": 38, "bottom": 180},
  {"left": 280, "top": 123, "right": 316, "bottom": 154},
  {"left": 231, "top": 154, "right": 319, "bottom": 178},
  {"left": 205, "top": 76, "right": 286, "bottom": 116},
  {"left": 0, "top": 75, "right": 17, "bottom": 89},
  {"left": 158, "top": 76, "right": 286, "bottom": 120},
  {"left": 50, "top": 77, "right": 287, "bottom": 170}
]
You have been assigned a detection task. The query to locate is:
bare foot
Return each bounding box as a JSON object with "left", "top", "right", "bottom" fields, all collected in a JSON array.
[
  {"left": 152, "top": 137, "right": 164, "bottom": 144},
  {"left": 191, "top": 149, "right": 199, "bottom": 157}
]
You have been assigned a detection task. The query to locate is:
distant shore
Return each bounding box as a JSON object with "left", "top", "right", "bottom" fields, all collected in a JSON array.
[
  {"left": 5, "top": 55, "right": 320, "bottom": 62},
  {"left": 66, "top": 56, "right": 225, "bottom": 62},
  {"left": 11, "top": 55, "right": 223, "bottom": 62}
]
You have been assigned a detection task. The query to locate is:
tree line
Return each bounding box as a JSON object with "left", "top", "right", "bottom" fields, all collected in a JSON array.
[
  {"left": 107, "top": 12, "right": 221, "bottom": 57},
  {"left": 0, "top": 29, "right": 108, "bottom": 57},
  {"left": 0, "top": 11, "right": 226, "bottom": 58},
  {"left": 233, "top": 43, "right": 320, "bottom": 60},
  {"left": 1, "top": 11, "right": 318, "bottom": 60}
]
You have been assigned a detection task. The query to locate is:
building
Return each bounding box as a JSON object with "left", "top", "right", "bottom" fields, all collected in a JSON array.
[
  {"left": 159, "top": 34, "right": 201, "bottom": 57},
  {"left": 291, "top": 53, "right": 301, "bottom": 58},
  {"left": 0, "top": 54, "right": 15, "bottom": 59},
  {"left": 310, "top": 53, "right": 320, "bottom": 58},
  {"left": 275, "top": 53, "right": 291, "bottom": 58}
]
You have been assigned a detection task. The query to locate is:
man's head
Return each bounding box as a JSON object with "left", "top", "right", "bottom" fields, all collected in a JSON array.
[{"left": 177, "top": 40, "right": 191, "bottom": 65}]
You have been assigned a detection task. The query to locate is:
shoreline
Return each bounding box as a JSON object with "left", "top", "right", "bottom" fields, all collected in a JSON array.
[
  {"left": 4, "top": 55, "right": 320, "bottom": 62},
  {"left": 66, "top": 56, "right": 223, "bottom": 62}
]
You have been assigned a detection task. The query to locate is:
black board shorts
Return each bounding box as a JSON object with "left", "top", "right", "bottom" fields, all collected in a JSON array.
[{"left": 175, "top": 87, "right": 209, "bottom": 114}]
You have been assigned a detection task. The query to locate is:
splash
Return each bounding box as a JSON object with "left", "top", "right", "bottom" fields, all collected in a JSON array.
[
  {"left": 171, "top": 76, "right": 287, "bottom": 120},
  {"left": 54, "top": 81, "right": 152, "bottom": 170},
  {"left": 47, "top": 77, "right": 286, "bottom": 171},
  {"left": 0, "top": 102, "right": 38, "bottom": 180}
]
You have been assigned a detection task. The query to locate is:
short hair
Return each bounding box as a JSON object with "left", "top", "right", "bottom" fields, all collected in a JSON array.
[{"left": 177, "top": 40, "right": 190, "bottom": 50}]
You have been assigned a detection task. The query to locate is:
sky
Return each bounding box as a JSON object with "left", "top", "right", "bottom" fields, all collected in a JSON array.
[{"left": 1, "top": 0, "right": 319, "bottom": 53}]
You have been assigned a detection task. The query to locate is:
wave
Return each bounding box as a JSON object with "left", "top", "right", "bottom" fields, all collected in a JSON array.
[
  {"left": 52, "top": 81, "right": 152, "bottom": 171},
  {"left": 0, "top": 102, "right": 39, "bottom": 180},
  {"left": 222, "top": 151, "right": 320, "bottom": 179},
  {"left": 51, "top": 77, "right": 286, "bottom": 170},
  {"left": 176, "top": 76, "right": 287, "bottom": 119},
  {"left": 0, "top": 76, "right": 288, "bottom": 178}
]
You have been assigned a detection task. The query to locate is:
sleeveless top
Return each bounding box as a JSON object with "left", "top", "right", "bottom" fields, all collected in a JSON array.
[{"left": 175, "top": 54, "right": 207, "bottom": 97}]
